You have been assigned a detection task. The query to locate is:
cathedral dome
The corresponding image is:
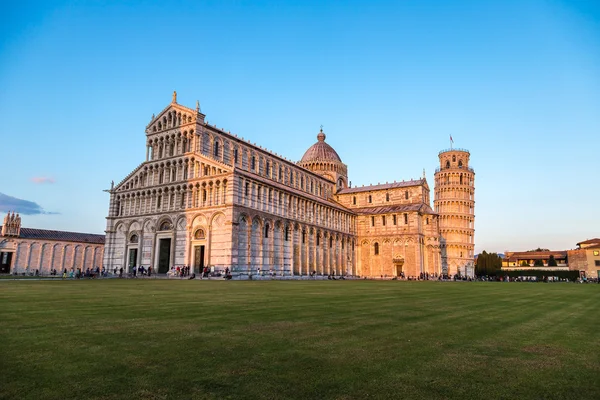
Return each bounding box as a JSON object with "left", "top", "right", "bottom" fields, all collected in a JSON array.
[{"left": 300, "top": 129, "right": 342, "bottom": 163}]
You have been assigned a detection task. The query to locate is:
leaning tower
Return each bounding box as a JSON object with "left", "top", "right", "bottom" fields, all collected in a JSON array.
[{"left": 434, "top": 148, "right": 475, "bottom": 277}]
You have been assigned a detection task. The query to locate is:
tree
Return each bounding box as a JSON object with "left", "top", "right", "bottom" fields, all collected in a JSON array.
[
  {"left": 548, "top": 255, "right": 558, "bottom": 267},
  {"left": 475, "top": 251, "right": 503, "bottom": 276},
  {"left": 534, "top": 259, "right": 544, "bottom": 267}
]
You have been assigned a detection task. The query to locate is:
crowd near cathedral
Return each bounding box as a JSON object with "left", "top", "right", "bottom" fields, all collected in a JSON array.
[{"left": 101, "top": 92, "right": 476, "bottom": 278}]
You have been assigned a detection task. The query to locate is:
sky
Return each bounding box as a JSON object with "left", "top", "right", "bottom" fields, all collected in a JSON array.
[{"left": 0, "top": 0, "right": 599, "bottom": 254}]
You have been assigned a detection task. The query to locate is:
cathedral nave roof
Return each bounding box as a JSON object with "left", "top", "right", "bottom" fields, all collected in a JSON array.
[
  {"left": 337, "top": 179, "right": 426, "bottom": 194},
  {"left": 351, "top": 203, "right": 437, "bottom": 216},
  {"left": 235, "top": 169, "right": 355, "bottom": 215}
]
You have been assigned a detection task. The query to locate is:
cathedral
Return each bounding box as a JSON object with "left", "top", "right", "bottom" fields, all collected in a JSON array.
[{"left": 103, "top": 93, "right": 475, "bottom": 278}]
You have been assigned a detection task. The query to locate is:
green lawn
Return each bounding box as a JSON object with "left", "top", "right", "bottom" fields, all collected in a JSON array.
[{"left": 0, "top": 281, "right": 598, "bottom": 400}]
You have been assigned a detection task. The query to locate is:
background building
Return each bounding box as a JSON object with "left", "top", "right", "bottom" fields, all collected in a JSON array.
[
  {"left": 0, "top": 212, "right": 105, "bottom": 274},
  {"left": 568, "top": 238, "right": 600, "bottom": 279},
  {"left": 103, "top": 94, "right": 475, "bottom": 278}
]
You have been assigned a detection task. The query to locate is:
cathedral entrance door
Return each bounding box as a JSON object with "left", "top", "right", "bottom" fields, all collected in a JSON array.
[
  {"left": 157, "top": 239, "right": 171, "bottom": 274},
  {"left": 395, "top": 264, "right": 403, "bottom": 277},
  {"left": 393, "top": 257, "right": 404, "bottom": 277},
  {"left": 0, "top": 252, "right": 12, "bottom": 273},
  {"left": 128, "top": 248, "right": 138, "bottom": 271},
  {"left": 193, "top": 246, "right": 205, "bottom": 274}
]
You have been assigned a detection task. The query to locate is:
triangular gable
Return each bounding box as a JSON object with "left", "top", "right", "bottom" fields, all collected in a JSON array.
[
  {"left": 146, "top": 101, "right": 205, "bottom": 132},
  {"left": 114, "top": 162, "right": 146, "bottom": 192},
  {"left": 190, "top": 153, "right": 232, "bottom": 175},
  {"left": 113, "top": 155, "right": 232, "bottom": 194}
]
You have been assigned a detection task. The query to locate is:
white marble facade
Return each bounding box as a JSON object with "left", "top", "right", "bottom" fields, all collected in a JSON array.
[{"left": 103, "top": 93, "right": 474, "bottom": 278}]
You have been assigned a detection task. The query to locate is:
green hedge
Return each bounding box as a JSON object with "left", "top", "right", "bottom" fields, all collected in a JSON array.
[{"left": 500, "top": 270, "right": 580, "bottom": 280}]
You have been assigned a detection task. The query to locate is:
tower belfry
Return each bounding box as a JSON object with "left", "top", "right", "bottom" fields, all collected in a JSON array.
[{"left": 433, "top": 148, "right": 475, "bottom": 276}]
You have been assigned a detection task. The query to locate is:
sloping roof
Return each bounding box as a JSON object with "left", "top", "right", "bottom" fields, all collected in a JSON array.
[
  {"left": 0, "top": 226, "right": 105, "bottom": 244},
  {"left": 338, "top": 179, "right": 425, "bottom": 194},
  {"left": 505, "top": 251, "right": 567, "bottom": 261},
  {"left": 235, "top": 169, "right": 355, "bottom": 214},
  {"left": 576, "top": 238, "right": 600, "bottom": 246},
  {"left": 352, "top": 203, "right": 437, "bottom": 215}
]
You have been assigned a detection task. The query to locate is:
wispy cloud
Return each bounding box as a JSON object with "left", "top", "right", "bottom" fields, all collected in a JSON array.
[
  {"left": 31, "top": 177, "right": 55, "bottom": 184},
  {"left": 0, "top": 192, "right": 59, "bottom": 215}
]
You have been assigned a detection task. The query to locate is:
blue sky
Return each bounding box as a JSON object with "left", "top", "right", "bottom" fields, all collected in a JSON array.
[{"left": 1, "top": 0, "right": 599, "bottom": 253}]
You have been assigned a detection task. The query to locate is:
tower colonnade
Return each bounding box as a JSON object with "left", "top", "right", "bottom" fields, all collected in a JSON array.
[{"left": 434, "top": 148, "right": 475, "bottom": 277}]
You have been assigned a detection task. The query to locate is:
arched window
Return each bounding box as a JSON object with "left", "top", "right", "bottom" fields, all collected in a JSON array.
[
  {"left": 194, "top": 229, "right": 205, "bottom": 240},
  {"left": 234, "top": 148, "right": 238, "bottom": 164},
  {"left": 405, "top": 191, "right": 408, "bottom": 199},
  {"left": 452, "top": 155, "right": 456, "bottom": 162},
  {"left": 458, "top": 160, "right": 463, "bottom": 168},
  {"left": 460, "top": 174, "right": 463, "bottom": 184},
  {"left": 386, "top": 192, "right": 389, "bottom": 202},
  {"left": 251, "top": 156, "right": 256, "bottom": 171},
  {"left": 353, "top": 196, "right": 356, "bottom": 205},
  {"left": 368, "top": 195, "right": 372, "bottom": 203},
  {"left": 329, "top": 237, "right": 333, "bottom": 247},
  {"left": 214, "top": 141, "right": 220, "bottom": 158},
  {"left": 266, "top": 161, "right": 270, "bottom": 177},
  {"left": 159, "top": 221, "right": 172, "bottom": 231},
  {"left": 130, "top": 234, "right": 138, "bottom": 243},
  {"left": 374, "top": 242, "right": 379, "bottom": 256},
  {"left": 445, "top": 161, "right": 450, "bottom": 169},
  {"left": 404, "top": 213, "right": 408, "bottom": 224},
  {"left": 264, "top": 224, "right": 269, "bottom": 238}
]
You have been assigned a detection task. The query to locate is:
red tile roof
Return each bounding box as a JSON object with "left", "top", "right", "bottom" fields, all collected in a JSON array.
[
  {"left": 1, "top": 226, "right": 105, "bottom": 244},
  {"left": 505, "top": 251, "right": 567, "bottom": 261},
  {"left": 352, "top": 203, "right": 437, "bottom": 215},
  {"left": 338, "top": 179, "right": 425, "bottom": 194},
  {"left": 576, "top": 238, "right": 600, "bottom": 246}
]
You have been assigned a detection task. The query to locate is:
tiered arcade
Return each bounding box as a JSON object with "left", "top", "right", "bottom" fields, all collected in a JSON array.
[{"left": 434, "top": 149, "right": 475, "bottom": 276}]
